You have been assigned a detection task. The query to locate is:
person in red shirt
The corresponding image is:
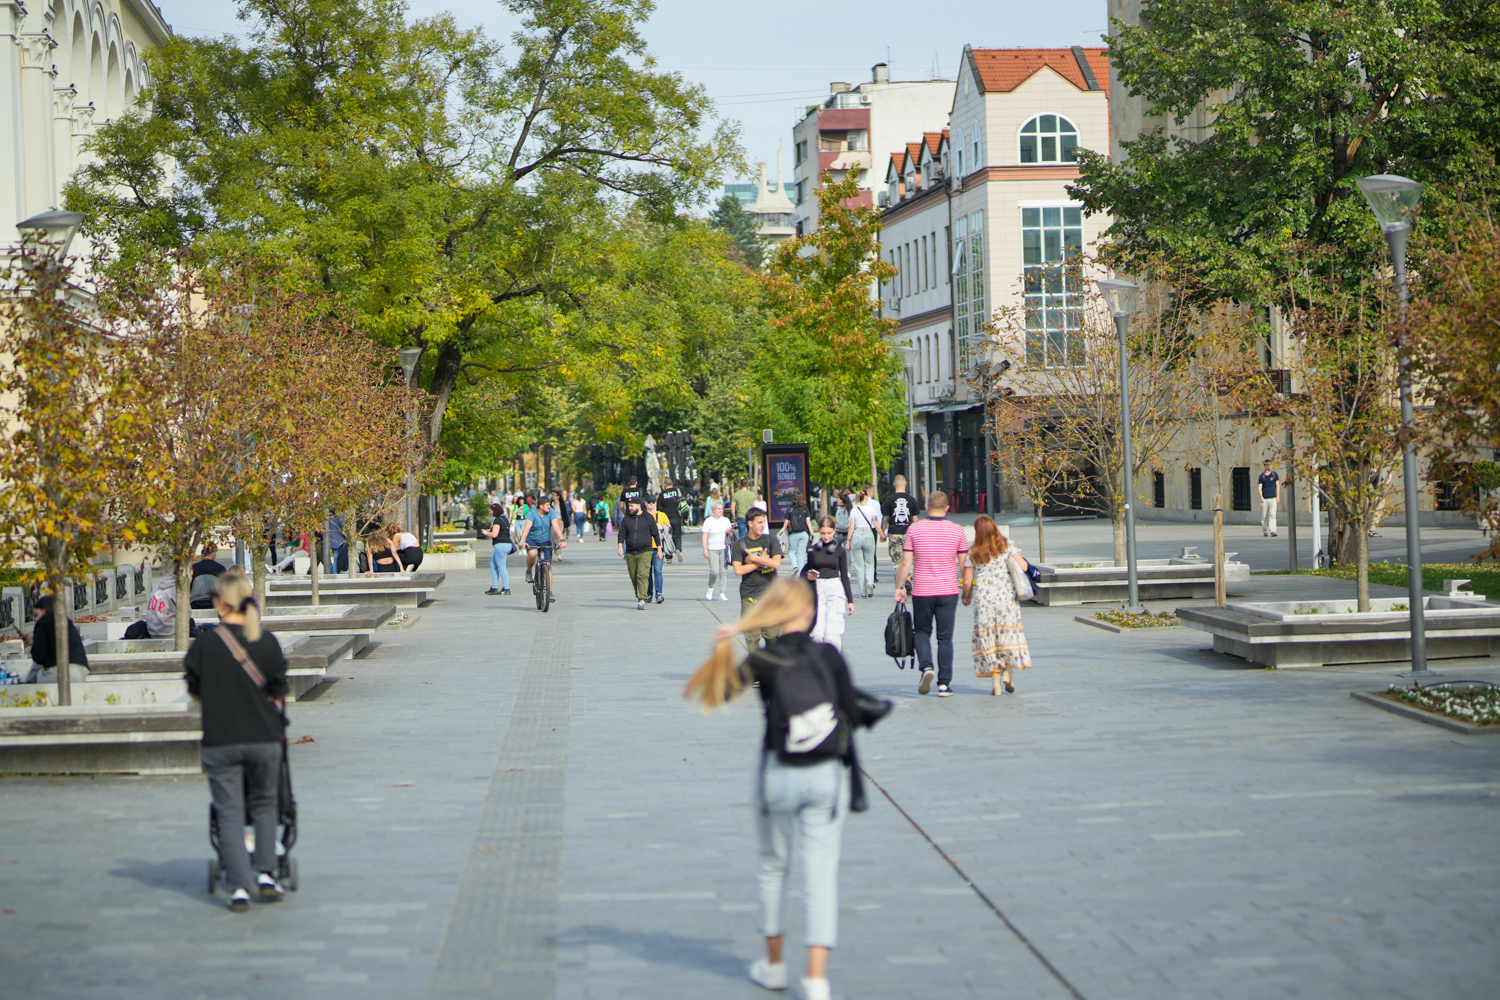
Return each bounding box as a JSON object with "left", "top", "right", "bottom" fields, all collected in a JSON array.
[{"left": 894, "top": 491, "right": 969, "bottom": 697}]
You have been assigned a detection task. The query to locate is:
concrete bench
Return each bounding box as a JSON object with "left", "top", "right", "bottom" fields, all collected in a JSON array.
[
  {"left": 1032, "top": 558, "right": 1250, "bottom": 606},
  {"left": 264, "top": 573, "right": 445, "bottom": 609},
  {"left": 1177, "top": 595, "right": 1500, "bottom": 668},
  {"left": 0, "top": 704, "right": 202, "bottom": 775}
]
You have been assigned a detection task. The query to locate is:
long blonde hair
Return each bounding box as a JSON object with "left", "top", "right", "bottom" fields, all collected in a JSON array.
[
  {"left": 683, "top": 578, "right": 813, "bottom": 711},
  {"left": 214, "top": 567, "right": 262, "bottom": 641}
]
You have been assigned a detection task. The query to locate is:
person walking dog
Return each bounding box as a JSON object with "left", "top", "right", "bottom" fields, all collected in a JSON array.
[
  {"left": 683, "top": 578, "right": 891, "bottom": 1000},
  {"left": 962, "top": 516, "right": 1032, "bottom": 696},
  {"left": 183, "top": 568, "right": 289, "bottom": 912},
  {"left": 894, "top": 491, "right": 969, "bottom": 697}
]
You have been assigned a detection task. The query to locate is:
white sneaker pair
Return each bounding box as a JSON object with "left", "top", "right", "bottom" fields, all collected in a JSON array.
[{"left": 749, "top": 960, "right": 830, "bottom": 999}]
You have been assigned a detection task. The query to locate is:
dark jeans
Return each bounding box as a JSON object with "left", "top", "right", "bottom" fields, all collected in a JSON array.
[
  {"left": 202, "top": 741, "right": 281, "bottom": 892},
  {"left": 650, "top": 549, "right": 664, "bottom": 598},
  {"left": 912, "top": 594, "right": 959, "bottom": 686},
  {"left": 331, "top": 543, "right": 348, "bottom": 573},
  {"left": 736, "top": 517, "right": 748, "bottom": 540},
  {"left": 668, "top": 519, "right": 683, "bottom": 555},
  {"left": 396, "top": 546, "right": 422, "bottom": 570}
]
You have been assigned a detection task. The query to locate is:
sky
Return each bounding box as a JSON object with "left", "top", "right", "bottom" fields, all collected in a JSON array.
[{"left": 165, "top": 0, "right": 1110, "bottom": 186}]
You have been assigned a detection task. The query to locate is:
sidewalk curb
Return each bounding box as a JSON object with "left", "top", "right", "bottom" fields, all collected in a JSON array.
[{"left": 1349, "top": 690, "right": 1500, "bottom": 736}]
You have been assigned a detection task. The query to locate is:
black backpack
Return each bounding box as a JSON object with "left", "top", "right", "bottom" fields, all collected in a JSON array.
[
  {"left": 765, "top": 650, "right": 849, "bottom": 764},
  {"left": 885, "top": 602, "right": 915, "bottom": 669}
]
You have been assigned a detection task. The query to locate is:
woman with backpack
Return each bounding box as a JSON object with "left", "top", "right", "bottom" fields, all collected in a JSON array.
[
  {"left": 481, "top": 502, "right": 513, "bottom": 595},
  {"left": 784, "top": 493, "right": 812, "bottom": 573},
  {"left": 833, "top": 493, "right": 851, "bottom": 547},
  {"left": 684, "top": 579, "right": 891, "bottom": 1000},
  {"left": 961, "top": 515, "right": 1033, "bottom": 695},
  {"left": 800, "top": 516, "right": 854, "bottom": 651}
]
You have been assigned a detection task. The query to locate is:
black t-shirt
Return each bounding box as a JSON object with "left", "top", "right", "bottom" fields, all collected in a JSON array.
[
  {"left": 183, "top": 624, "right": 289, "bottom": 747},
  {"left": 656, "top": 487, "right": 685, "bottom": 522},
  {"left": 882, "top": 493, "right": 919, "bottom": 533},
  {"left": 621, "top": 487, "right": 644, "bottom": 507},
  {"left": 731, "top": 531, "right": 783, "bottom": 600},
  {"left": 1258, "top": 471, "right": 1279, "bottom": 500}
]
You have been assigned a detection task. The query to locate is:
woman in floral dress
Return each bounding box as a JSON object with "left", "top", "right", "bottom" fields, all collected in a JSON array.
[{"left": 962, "top": 515, "right": 1032, "bottom": 696}]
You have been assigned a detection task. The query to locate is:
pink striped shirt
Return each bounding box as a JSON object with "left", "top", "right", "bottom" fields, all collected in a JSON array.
[{"left": 903, "top": 517, "right": 968, "bottom": 596}]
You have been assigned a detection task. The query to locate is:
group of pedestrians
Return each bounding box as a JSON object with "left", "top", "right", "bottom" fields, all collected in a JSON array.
[{"left": 480, "top": 491, "right": 567, "bottom": 597}]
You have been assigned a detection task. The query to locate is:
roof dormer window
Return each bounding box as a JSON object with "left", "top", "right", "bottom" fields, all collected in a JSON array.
[{"left": 1019, "top": 115, "right": 1079, "bottom": 164}]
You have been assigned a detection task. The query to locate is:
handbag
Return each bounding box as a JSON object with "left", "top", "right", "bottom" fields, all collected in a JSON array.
[
  {"left": 884, "top": 601, "right": 914, "bottom": 669},
  {"left": 1008, "top": 550, "right": 1035, "bottom": 602}
]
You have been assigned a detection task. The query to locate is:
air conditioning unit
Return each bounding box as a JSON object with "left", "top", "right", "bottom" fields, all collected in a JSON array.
[
  {"left": 877, "top": 191, "right": 889, "bottom": 207},
  {"left": 950, "top": 174, "right": 963, "bottom": 192}
]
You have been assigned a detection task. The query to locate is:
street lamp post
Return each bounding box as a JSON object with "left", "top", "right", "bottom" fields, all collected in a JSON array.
[
  {"left": 1097, "top": 278, "right": 1144, "bottom": 613},
  {"left": 1356, "top": 174, "right": 1431, "bottom": 676},
  {"left": 896, "top": 346, "right": 918, "bottom": 500},
  {"left": 15, "top": 210, "right": 84, "bottom": 261},
  {"left": 399, "top": 346, "right": 423, "bottom": 548}
]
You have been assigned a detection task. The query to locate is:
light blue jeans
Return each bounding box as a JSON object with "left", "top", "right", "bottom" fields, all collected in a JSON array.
[
  {"left": 848, "top": 530, "right": 876, "bottom": 595},
  {"left": 490, "top": 542, "right": 514, "bottom": 590},
  {"left": 756, "top": 755, "right": 850, "bottom": 948},
  {"left": 787, "top": 531, "right": 810, "bottom": 573}
]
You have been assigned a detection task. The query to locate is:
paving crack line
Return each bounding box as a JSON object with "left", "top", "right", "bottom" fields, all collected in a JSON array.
[{"left": 859, "top": 768, "right": 1088, "bottom": 1000}]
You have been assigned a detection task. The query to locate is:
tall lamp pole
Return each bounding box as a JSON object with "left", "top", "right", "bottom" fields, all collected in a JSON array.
[
  {"left": 399, "top": 346, "right": 423, "bottom": 545},
  {"left": 1356, "top": 174, "right": 1431, "bottom": 676},
  {"left": 1097, "top": 279, "right": 1143, "bottom": 613},
  {"left": 896, "top": 346, "right": 918, "bottom": 500}
]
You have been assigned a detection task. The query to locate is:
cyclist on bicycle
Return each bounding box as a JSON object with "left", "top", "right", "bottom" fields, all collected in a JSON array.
[{"left": 520, "top": 495, "right": 566, "bottom": 590}]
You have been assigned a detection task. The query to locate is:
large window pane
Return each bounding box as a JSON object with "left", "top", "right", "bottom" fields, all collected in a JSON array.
[
  {"left": 1018, "top": 115, "right": 1081, "bottom": 165},
  {"left": 1021, "top": 205, "right": 1087, "bottom": 368}
]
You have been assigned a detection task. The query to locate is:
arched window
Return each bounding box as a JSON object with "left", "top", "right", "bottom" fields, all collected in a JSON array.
[{"left": 1019, "top": 115, "right": 1079, "bottom": 164}]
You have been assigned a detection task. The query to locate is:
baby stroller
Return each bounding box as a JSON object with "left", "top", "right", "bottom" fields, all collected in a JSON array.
[{"left": 207, "top": 730, "right": 299, "bottom": 895}]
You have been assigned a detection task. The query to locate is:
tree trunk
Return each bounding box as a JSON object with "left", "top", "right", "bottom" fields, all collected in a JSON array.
[
  {"left": 254, "top": 543, "right": 269, "bottom": 609},
  {"left": 1354, "top": 517, "right": 1371, "bottom": 612},
  {"left": 1112, "top": 510, "right": 1126, "bottom": 565},
  {"left": 175, "top": 559, "right": 192, "bottom": 653},
  {"left": 54, "top": 584, "right": 72, "bottom": 706},
  {"left": 310, "top": 543, "right": 321, "bottom": 607},
  {"left": 1036, "top": 506, "right": 1046, "bottom": 563},
  {"left": 866, "top": 428, "right": 878, "bottom": 498},
  {"left": 347, "top": 508, "right": 359, "bottom": 579},
  {"left": 426, "top": 340, "right": 463, "bottom": 446}
]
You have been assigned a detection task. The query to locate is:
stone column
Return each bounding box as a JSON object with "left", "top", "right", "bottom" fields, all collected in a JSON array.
[
  {"left": 1, "top": 0, "right": 29, "bottom": 226},
  {"left": 17, "top": 14, "right": 57, "bottom": 217}
]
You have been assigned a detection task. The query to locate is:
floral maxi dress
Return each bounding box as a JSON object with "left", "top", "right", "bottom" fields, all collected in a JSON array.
[{"left": 971, "top": 555, "right": 1033, "bottom": 676}]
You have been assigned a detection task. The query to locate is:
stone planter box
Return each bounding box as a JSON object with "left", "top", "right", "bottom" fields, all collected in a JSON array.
[
  {"left": 0, "top": 704, "right": 202, "bottom": 775},
  {"left": 1032, "top": 557, "right": 1249, "bottom": 606},
  {"left": 1178, "top": 595, "right": 1500, "bottom": 669},
  {"left": 420, "top": 545, "right": 479, "bottom": 572},
  {"left": 262, "top": 573, "right": 445, "bottom": 609}
]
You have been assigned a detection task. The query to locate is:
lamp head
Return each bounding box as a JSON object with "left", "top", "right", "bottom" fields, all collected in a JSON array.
[
  {"left": 16, "top": 210, "right": 85, "bottom": 258},
  {"left": 1096, "top": 278, "right": 1140, "bottom": 318},
  {"left": 1356, "top": 174, "right": 1422, "bottom": 233},
  {"left": 398, "top": 345, "right": 424, "bottom": 383}
]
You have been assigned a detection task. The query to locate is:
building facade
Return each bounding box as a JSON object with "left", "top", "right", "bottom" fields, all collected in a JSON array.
[
  {"left": 3, "top": 0, "right": 170, "bottom": 247},
  {"left": 791, "top": 63, "right": 954, "bottom": 236},
  {"left": 725, "top": 153, "right": 796, "bottom": 250},
  {"left": 880, "top": 45, "right": 1111, "bottom": 514}
]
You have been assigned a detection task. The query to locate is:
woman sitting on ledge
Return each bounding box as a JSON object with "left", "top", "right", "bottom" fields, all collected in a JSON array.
[{"left": 366, "top": 532, "right": 404, "bottom": 575}]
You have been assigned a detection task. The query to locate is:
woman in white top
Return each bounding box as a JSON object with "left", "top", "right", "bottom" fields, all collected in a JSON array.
[
  {"left": 385, "top": 523, "right": 422, "bottom": 571},
  {"left": 846, "top": 490, "right": 882, "bottom": 598},
  {"left": 572, "top": 494, "right": 588, "bottom": 535},
  {"left": 700, "top": 501, "right": 733, "bottom": 601}
]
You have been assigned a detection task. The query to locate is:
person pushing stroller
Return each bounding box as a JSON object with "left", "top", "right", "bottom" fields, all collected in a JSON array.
[{"left": 183, "top": 567, "right": 290, "bottom": 912}]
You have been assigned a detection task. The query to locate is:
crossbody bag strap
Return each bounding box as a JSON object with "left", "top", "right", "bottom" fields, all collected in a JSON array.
[{"left": 216, "top": 627, "right": 266, "bottom": 689}]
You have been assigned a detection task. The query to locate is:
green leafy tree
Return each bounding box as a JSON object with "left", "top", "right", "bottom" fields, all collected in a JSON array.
[
  {"left": 1074, "top": 0, "right": 1500, "bottom": 300},
  {"left": 66, "top": 0, "right": 738, "bottom": 452},
  {"left": 710, "top": 193, "right": 765, "bottom": 270},
  {"left": 759, "top": 172, "right": 905, "bottom": 499}
]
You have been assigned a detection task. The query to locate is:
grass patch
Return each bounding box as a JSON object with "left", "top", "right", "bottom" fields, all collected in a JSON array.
[
  {"left": 1254, "top": 563, "right": 1500, "bottom": 600},
  {"left": 1093, "top": 609, "right": 1180, "bottom": 628},
  {"left": 1380, "top": 684, "right": 1500, "bottom": 727}
]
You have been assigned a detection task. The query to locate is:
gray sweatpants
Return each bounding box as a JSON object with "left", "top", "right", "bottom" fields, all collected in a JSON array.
[
  {"left": 202, "top": 742, "right": 282, "bottom": 892},
  {"left": 755, "top": 755, "right": 850, "bottom": 948},
  {"left": 706, "top": 548, "right": 730, "bottom": 595}
]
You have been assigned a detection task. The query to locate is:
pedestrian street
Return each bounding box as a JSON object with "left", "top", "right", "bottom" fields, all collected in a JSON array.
[{"left": 2, "top": 525, "right": 1498, "bottom": 1000}]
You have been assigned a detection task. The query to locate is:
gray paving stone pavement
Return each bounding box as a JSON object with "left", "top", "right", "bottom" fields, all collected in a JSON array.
[{"left": 2, "top": 520, "right": 1498, "bottom": 999}]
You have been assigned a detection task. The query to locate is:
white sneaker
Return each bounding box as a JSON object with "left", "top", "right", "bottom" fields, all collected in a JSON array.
[
  {"left": 718, "top": 593, "right": 729, "bottom": 601},
  {"left": 749, "top": 958, "right": 788, "bottom": 990},
  {"left": 706, "top": 589, "right": 714, "bottom": 601},
  {"left": 801, "top": 977, "right": 831, "bottom": 1000}
]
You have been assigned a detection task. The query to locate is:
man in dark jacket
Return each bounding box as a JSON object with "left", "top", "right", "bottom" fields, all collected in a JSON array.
[
  {"left": 21, "top": 596, "right": 89, "bottom": 684},
  {"left": 616, "top": 499, "right": 660, "bottom": 610},
  {"left": 655, "top": 477, "right": 686, "bottom": 562}
]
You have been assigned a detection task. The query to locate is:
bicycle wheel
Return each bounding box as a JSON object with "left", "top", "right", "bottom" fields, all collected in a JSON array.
[
  {"left": 541, "top": 562, "right": 552, "bottom": 612},
  {"left": 534, "top": 563, "right": 546, "bottom": 610}
]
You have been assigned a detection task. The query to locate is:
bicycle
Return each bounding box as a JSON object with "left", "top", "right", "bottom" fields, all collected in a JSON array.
[{"left": 531, "top": 542, "right": 554, "bottom": 612}]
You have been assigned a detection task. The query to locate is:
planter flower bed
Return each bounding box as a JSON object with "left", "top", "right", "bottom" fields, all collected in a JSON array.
[
  {"left": 1093, "top": 609, "right": 1180, "bottom": 628},
  {"left": 1380, "top": 683, "right": 1500, "bottom": 727}
]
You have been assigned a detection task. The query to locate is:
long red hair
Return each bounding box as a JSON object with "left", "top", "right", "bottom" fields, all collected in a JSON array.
[{"left": 969, "top": 515, "right": 1010, "bottom": 565}]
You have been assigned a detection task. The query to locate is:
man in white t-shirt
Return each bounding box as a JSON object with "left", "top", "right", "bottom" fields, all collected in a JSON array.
[{"left": 700, "top": 500, "right": 733, "bottom": 601}]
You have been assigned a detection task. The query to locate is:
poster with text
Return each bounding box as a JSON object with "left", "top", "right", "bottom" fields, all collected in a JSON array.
[{"left": 761, "top": 446, "right": 809, "bottom": 526}]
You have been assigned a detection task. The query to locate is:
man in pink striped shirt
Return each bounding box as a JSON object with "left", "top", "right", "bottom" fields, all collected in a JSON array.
[{"left": 895, "top": 491, "right": 968, "bottom": 697}]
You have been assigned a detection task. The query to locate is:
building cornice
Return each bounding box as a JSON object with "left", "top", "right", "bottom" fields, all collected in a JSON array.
[
  {"left": 963, "top": 164, "right": 1083, "bottom": 184},
  {"left": 881, "top": 180, "right": 950, "bottom": 224},
  {"left": 124, "top": 0, "right": 172, "bottom": 46},
  {"left": 896, "top": 304, "right": 952, "bottom": 334}
]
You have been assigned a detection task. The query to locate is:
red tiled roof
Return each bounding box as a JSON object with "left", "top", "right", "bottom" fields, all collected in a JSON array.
[
  {"left": 922, "top": 131, "right": 943, "bottom": 156},
  {"left": 905, "top": 142, "right": 923, "bottom": 167},
  {"left": 969, "top": 46, "right": 1109, "bottom": 95}
]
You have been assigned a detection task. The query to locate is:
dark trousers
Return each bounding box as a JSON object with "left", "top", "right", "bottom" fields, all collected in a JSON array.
[
  {"left": 650, "top": 549, "right": 664, "bottom": 598},
  {"left": 331, "top": 543, "right": 348, "bottom": 573},
  {"left": 912, "top": 594, "right": 959, "bottom": 686},
  {"left": 202, "top": 742, "right": 281, "bottom": 892},
  {"left": 668, "top": 519, "right": 684, "bottom": 555},
  {"left": 736, "top": 517, "right": 748, "bottom": 540},
  {"left": 396, "top": 545, "right": 422, "bottom": 570}
]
